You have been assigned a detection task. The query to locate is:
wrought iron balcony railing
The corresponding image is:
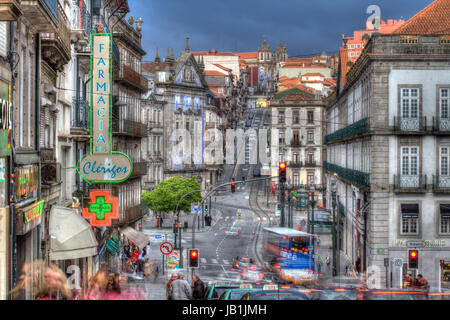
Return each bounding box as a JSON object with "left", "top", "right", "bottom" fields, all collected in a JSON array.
[
  {"left": 71, "top": 0, "right": 91, "bottom": 40},
  {"left": 433, "top": 175, "right": 450, "bottom": 193},
  {"left": 112, "top": 116, "right": 148, "bottom": 137},
  {"left": 433, "top": 117, "right": 450, "bottom": 133},
  {"left": 116, "top": 64, "right": 148, "bottom": 92},
  {"left": 305, "top": 160, "right": 317, "bottom": 167},
  {"left": 323, "top": 162, "right": 370, "bottom": 190},
  {"left": 393, "top": 116, "right": 427, "bottom": 133},
  {"left": 290, "top": 140, "right": 301, "bottom": 148},
  {"left": 288, "top": 161, "right": 303, "bottom": 168},
  {"left": 324, "top": 117, "right": 369, "bottom": 144},
  {"left": 394, "top": 174, "right": 427, "bottom": 192}
]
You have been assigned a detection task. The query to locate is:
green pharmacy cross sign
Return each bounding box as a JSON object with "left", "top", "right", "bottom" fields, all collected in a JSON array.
[
  {"left": 89, "top": 196, "right": 112, "bottom": 220},
  {"left": 76, "top": 33, "right": 133, "bottom": 184}
]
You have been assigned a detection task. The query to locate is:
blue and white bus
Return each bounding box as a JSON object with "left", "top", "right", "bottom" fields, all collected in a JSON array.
[{"left": 262, "top": 227, "right": 318, "bottom": 284}]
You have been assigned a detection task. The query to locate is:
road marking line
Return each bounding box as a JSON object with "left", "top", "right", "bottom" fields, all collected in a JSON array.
[
  {"left": 212, "top": 259, "right": 218, "bottom": 264},
  {"left": 201, "top": 258, "right": 207, "bottom": 263},
  {"left": 223, "top": 260, "right": 229, "bottom": 265}
]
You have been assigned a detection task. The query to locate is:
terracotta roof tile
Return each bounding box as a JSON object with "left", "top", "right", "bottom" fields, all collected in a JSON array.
[
  {"left": 213, "top": 64, "right": 232, "bottom": 71},
  {"left": 393, "top": 0, "right": 450, "bottom": 35},
  {"left": 191, "top": 51, "right": 236, "bottom": 56},
  {"left": 142, "top": 62, "right": 166, "bottom": 74},
  {"left": 236, "top": 52, "right": 258, "bottom": 60},
  {"left": 302, "top": 73, "right": 324, "bottom": 77},
  {"left": 204, "top": 70, "right": 227, "bottom": 76}
]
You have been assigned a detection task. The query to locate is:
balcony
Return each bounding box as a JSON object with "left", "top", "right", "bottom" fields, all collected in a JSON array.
[
  {"left": 71, "top": 0, "right": 91, "bottom": 48},
  {"left": 290, "top": 140, "right": 301, "bottom": 148},
  {"left": 40, "top": 147, "right": 55, "bottom": 162},
  {"left": 393, "top": 175, "right": 427, "bottom": 193},
  {"left": 0, "top": 0, "right": 22, "bottom": 21},
  {"left": 21, "top": 0, "right": 58, "bottom": 33},
  {"left": 70, "top": 99, "right": 90, "bottom": 137},
  {"left": 148, "top": 121, "right": 163, "bottom": 134},
  {"left": 393, "top": 116, "right": 427, "bottom": 133},
  {"left": 115, "top": 64, "right": 148, "bottom": 92},
  {"left": 112, "top": 117, "right": 148, "bottom": 137},
  {"left": 117, "top": 204, "right": 144, "bottom": 225},
  {"left": 323, "top": 162, "right": 370, "bottom": 190},
  {"left": 304, "top": 160, "right": 318, "bottom": 167},
  {"left": 288, "top": 161, "right": 303, "bottom": 168},
  {"left": 40, "top": 1, "right": 71, "bottom": 71},
  {"left": 433, "top": 117, "right": 450, "bottom": 134},
  {"left": 130, "top": 162, "right": 148, "bottom": 178},
  {"left": 433, "top": 175, "right": 450, "bottom": 193},
  {"left": 324, "top": 117, "right": 369, "bottom": 144}
]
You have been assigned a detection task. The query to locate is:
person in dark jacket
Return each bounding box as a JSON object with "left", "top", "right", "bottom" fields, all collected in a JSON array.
[{"left": 192, "top": 274, "right": 205, "bottom": 299}]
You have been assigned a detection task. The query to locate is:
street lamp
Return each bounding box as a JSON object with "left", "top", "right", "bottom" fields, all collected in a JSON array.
[
  {"left": 331, "top": 181, "right": 337, "bottom": 277},
  {"left": 307, "top": 185, "right": 317, "bottom": 234}
]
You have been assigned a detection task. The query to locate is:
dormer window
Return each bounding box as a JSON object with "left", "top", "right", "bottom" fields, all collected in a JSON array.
[{"left": 158, "top": 72, "right": 166, "bottom": 82}]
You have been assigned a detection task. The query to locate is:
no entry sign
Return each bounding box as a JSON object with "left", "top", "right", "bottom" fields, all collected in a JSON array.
[{"left": 160, "top": 242, "right": 173, "bottom": 255}]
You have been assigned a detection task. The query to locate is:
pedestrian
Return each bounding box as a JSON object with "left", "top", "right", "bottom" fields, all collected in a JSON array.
[
  {"left": 166, "top": 273, "right": 179, "bottom": 300},
  {"left": 403, "top": 273, "right": 413, "bottom": 288},
  {"left": 192, "top": 274, "right": 205, "bottom": 300},
  {"left": 160, "top": 215, "right": 164, "bottom": 228},
  {"left": 86, "top": 270, "right": 108, "bottom": 300},
  {"left": 325, "top": 255, "right": 330, "bottom": 271},
  {"left": 184, "top": 220, "right": 188, "bottom": 231},
  {"left": 416, "top": 274, "right": 430, "bottom": 291},
  {"left": 169, "top": 274, "right": 192, "bottom": 300},
  {"left": 36, "top": 264, "right": 73, "bottom": 300}
]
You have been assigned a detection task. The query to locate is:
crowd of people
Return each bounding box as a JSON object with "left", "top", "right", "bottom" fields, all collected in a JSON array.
[{"left": 11, "top": 260, "right": 147, "bottom": 300}]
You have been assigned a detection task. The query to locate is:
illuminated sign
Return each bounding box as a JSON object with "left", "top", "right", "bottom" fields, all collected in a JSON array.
[
  {"left": 16, "top": 166, "right": 39, "bottom": 197},
  {"left": 23, "top": 200, "right": 45, "bottom": 223},
  {"left": 83, "top": 190, "right": 119, "bottom": 227},
  {"left": 76, "top": 33, "right": 132, "bottom": 184}
]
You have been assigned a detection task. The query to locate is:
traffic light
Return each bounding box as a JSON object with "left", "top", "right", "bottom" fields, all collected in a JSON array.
[
  {"left": 173, "top": 223, "right": 179, "bottom": 233},
  {"left": 408, "top": 250, "right": 418, "bottom": 269},
  {"left": 231, "top": 182, "right": 236, "bottom": 193},
  {"left": 238, "top": 212, "right": 241, "bottom": 220},
  {"left": 205, "top": 204, "right": 208, "bottom": 213},
  {"left": 440, "top": 260, "right": 445, "bottom": 267},
  {"left": 279, "top": 162, "right": 287, "bottom": 183},
  {"left": 242, "top": 176, "right": 246, "bottom": 185},
  {"left": 189, "top": 249, "right": 199, "bottom": 268}
]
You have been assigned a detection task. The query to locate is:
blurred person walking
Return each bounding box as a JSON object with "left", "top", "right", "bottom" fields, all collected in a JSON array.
[
  {"left": 166, "top": 273, "right": 179, "bottom": 300},
  {"left": 169, "top": 274, "right": 192, "bottom": 300},
  {"left": 192, "top": 274, "right": 205, "bottom": 300},
  {"left": 36, "top": 264, "right": 73, "bottom": 300}
]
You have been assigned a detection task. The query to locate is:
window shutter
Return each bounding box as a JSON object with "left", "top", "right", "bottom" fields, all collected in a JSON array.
[{"left": 0, "top": 22, "right": 7, "bottom": 58}]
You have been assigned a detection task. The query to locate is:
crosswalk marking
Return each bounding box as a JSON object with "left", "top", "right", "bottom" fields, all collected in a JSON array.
[
  {"left": 201, "top": 258, "right": 207, "bottom": 264},
  {"left": 223, "top": 260, "right": 229, "bottom": 265},
  {"left": 211, "top": 259, "right": 218, "bottom": 264}
]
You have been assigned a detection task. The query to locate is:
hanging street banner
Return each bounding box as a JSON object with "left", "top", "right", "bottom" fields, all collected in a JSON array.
[
  {"left": 83, "top": 190, "right": 119, "bottom": 227},
  {"left": 76, "top": 32, "right": 132, "bottom": 184}
]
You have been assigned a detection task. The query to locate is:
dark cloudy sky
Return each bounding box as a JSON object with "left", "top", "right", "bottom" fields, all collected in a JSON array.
[{"left": 128, "top": 0, "right": 434, "bottom": 62}]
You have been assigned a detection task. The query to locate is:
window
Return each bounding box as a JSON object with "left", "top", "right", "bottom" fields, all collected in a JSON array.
[
  {"left": 293, "top": 130, "right": 299, "bottom": 143},
  {"left": 350, "top": 52, "right": 355, "bottom": 57},
  {"left": 401, "top": 88, "right": 419, "bottom": 118},
  {"left": 307, "top": 131, "right": 314, "bottom": 144},
  {"left": 440, "top": 204, "right": 450, "bottom": 234},
  {"left": 401, "top": 147, "right": 418, "bottom": 176},
  {"left": 307, "top": 111, "right": 314, "bottom": 124},
  {"left": 441, "top": 147, "right": 450, "bottom": 176},
  {"left": 441, "top": 88, "right": 450, "bottom": 119},
  {"left": 278, "top": 111, "right": 285, "bottom": 124},
  {"left": 307, "top": 172, "right": 315, "bottom": 185},
  {"left": 356, "top": 44, "right": 361, "bottom": 49},
  {"left": 175, "top": 94, "right": 181, "bottom": 109},
  {"left": 279, "top": 152, "right": 285, "bottom": 163},
  {"left": 350, "top": 44, "right": 354, "bottom": 49},
  {"left": 186, "top": 121, "right": 190, "bottom": 131},
  {"left": 293, "top": 173, "right": 299, "bottom": 186},
  {"left": 0, "top": 22, "right": 7, "bottom": 59},
  {"left": 279, "top": 130, "right": 285, "bottom": 145},
  {"left": 158, "top": 72, "right": 166, "bottom": 82},
  {"left": 307, "top": 152, "right": 314, "bottom": 164},
  {"left": 356, "top": 52, "right": 361, "bottom": 56},
  {"left": 293, "top": 111, "right": 299, "bottom": 124},
  {"left": 293, "top": 152, "right": 299, "bottom": 163},
  {"left": 401, "top": 204, "right": 419, "bottom": 234}
]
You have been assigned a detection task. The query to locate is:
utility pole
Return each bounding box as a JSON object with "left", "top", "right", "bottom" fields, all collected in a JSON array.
[
  {"left": 331, "top": 183, "right": 337, "bottom": 277},
  {"left": 280, "top": 182, "right": 285, "bottom": 227}
]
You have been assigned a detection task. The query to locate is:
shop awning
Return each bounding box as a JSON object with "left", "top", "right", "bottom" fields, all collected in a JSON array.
[
  {"left": 49, "top": 206, "right": 98, "bottom": 261},
  {"left": 119, "top": 226, "right": 149, "bottom": 250}
]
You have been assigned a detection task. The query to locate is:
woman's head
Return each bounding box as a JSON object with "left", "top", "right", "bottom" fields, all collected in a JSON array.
[{"left": 192, "top": 274, "right": 199, "bottom": 282}]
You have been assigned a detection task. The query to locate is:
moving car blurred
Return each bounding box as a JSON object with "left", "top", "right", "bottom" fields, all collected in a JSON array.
[
  {"left": 241, "top": 289, "right": 310, "bottom": 300},
  {"left": 204, "top": 281, "right": 241, "bottom": 300},
  {"left": 225, "top": 225, "right": 242, "bottom": 236}
]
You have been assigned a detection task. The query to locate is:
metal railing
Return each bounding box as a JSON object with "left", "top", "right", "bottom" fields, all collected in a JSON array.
[
  {"left": 433, "top": 175, "right": 450, "bottom": 192},
  {"left": 118, "top": 64, "right": 148, "bottom": 91},
  {"left": 130, "top": 162, "right": 148, "bottom": 178},
  {"left": 304, "top": 160, "right": 317, "bottom": 167},
  {"left": 72, "top": 0, "right": 91, "bottom": 37},
  {"left": 42, "top": 0, "right": 57, "bottom": 21},
  {"left": 433, "top": 117, "right": 450, "bottom": 132},
  {"left": 324, "top": 117, "right": 369, "bottom": 144},
  {"left": 323, "top": 162, "right": 371, "bottom": 189},
  {"left": 41, "top": 1, "right": 71, "bottom": 59},
  {"left": 92, "top": 14, "right": 120, "bottom": 66},
  {"left": 393, "top": 116, "right": 427, "bottom": 132},
  {"left": 290, "top": 140, "right": 301, "bottom": 148},
  {"left": 112, "top": 116, "right": 148, "bottom": 137},
  {"left": 394, "top": 174, "right": 427, "bottom": 191},
  {"left": 288, "top": 161, "right": 303, "bottom": 168}
]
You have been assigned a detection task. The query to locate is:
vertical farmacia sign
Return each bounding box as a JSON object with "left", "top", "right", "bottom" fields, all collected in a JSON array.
[{"left": 76, "top": 32, "right": 133, "bottom": 184}]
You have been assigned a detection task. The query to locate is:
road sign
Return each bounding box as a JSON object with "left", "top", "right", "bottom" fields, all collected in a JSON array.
[
  {"left": 407, "top": 241, "right": 426, "bottom": 248},
  {"left": 155, "top": 234, "right": 162, "bottom": 240},
  {"left": 160, "top": 242, "right": 174, "bottom": 255},
  {"left": 394, "top": 258, "right": 403, "bottom": 267}
]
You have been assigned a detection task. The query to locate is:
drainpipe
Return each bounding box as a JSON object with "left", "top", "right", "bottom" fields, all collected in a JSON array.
[
  {"left": 8, "top": 20, "right": 16, "bottom": 299},
  {"left": 35, "top": 33, "right": 41, "bottom": 260}
]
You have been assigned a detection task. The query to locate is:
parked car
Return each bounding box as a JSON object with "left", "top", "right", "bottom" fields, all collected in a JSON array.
[
  {"left": 253, "top": 168, "right": 261, "bottom": 177},
  {"left": 241, "top": 290, "right": 310, "bottom": 300}
]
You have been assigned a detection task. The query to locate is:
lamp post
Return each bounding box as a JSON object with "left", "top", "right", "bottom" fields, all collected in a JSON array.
[
  {"left": 331, "top": 182, "right": 337, "bottom": 277},
  {"left": 307, "top": 185, "right": 316, "bottom": 234}
]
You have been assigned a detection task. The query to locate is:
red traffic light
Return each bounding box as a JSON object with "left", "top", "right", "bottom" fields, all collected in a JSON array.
[
  {"left": 410, "top": 251, "right": 417, "bottom": 258},
  {"left": 279, "top": 162, "right": 286, "bottom": 169},
  {"left": 440, "top": 260, "right": 445, "bottom": 266},
  {"left": 189, "top": 249, "right": 199, "bottom": 268},
  {"left": 191, "top": 250, "right": 197, "bottom": 257}
]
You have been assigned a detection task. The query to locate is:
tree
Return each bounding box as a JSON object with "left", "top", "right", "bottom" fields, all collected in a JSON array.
[{"left": 141, "top": 177, "right": 202, "bottom": 214}]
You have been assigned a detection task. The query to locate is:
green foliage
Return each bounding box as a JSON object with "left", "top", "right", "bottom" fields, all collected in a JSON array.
[{"left": 141, "top": 176, "right": 202, "bottom": 214}]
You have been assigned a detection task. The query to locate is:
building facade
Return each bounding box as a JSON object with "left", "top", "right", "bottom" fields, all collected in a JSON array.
[{"left": 324, "top": 27, "right": 450, "bottom": 289}]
